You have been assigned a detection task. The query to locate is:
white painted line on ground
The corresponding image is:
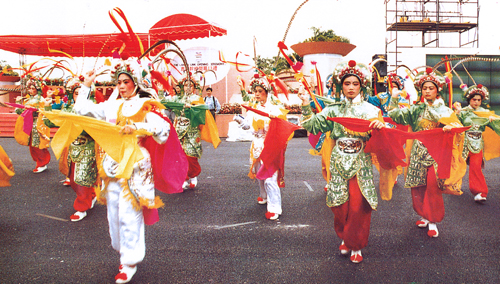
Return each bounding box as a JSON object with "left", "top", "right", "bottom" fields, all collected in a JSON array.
[
  {"left": 303, "top": 181, "right": 314, "bottom": 192},
  {"left": 36, "top": 213, "right": 69, "bottom": 222},
  {"left": 212, "top": 221, "right": 258, "bottom": 229}
]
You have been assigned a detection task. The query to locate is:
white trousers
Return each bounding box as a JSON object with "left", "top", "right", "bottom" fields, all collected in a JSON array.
[
  {"left": 106, "top": 180, "right": 145, "bottom": 266},
  {"left": 255, "top": 162, "right": 282, "bottom": 215}
]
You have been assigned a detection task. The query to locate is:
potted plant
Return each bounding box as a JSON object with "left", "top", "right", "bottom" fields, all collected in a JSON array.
[
  {"left": 290, "top": 27, "right": 355, "bottom": 57},
  {"left": 0, "top": 60, "right": 20, "bottom": 82}
]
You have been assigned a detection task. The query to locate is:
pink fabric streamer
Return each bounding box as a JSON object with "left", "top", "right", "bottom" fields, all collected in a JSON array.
[
  {"left": 6, "top": 102, "right": 37, "bottom": 135},
  {"left": 142, "top": 114, "right": 188, "bottom": 195}
]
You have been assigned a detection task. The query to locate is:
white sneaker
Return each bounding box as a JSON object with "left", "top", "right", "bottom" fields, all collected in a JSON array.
[
  {"left": 70, "top": 211, "right": 87, "bottom": 222},
  {"left": 182, "top": 180, "right": 190, "bottom": 190},
  {"left": 33, "top": 165, "right": 47, "bottom": 173},
  {"left": 339, "top": 241, "right": 350, "bottom": 255},
  {"left": 416, "top": 218, "right": 429, "bottom": 228},
  {"left": 474, "top": 193, "right": 487, "bottom": 202},
  {"left": 115, "top": 265, "right": 137, "bottom": 284},
  {"left": 90, "top": 197, "right": 97, "bottom": 209},
  {"left": 189, "top": 177, "right": 198, "bottom": 188},
  {"left": 257, "top": 197, "right": 267, "bottom": 204},
  {"left": 427, "top": 223, "right": 439, "bottom": 237},
  {"left": 350, "top": 250, "right": 363, "bottom": 263},
  {"left": 265, "top": 212, "right": 279, "bottom": 220}
]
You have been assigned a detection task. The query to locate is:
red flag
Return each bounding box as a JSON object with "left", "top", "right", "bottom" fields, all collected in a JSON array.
[
  {"left": 243, "top": 105, "right": 300, "bottom": 182},
  {"left": 327, "top": 117, "right": 468, "bottom": 178}
]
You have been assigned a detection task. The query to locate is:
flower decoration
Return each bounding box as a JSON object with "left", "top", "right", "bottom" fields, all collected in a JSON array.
[{"left": 219, "top": 103, "right": 242, "bottom": 114}]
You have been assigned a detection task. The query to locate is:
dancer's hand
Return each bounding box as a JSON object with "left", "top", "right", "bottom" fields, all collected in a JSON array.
[
  {"left": 120, "top": 124, "right": 137, "bottom": 135},
  {"left": 369, "top": 120, "right": 385, "bottom": 129},
  {"left": 83, "top": 70, "right": 97, "bottom": 88}
]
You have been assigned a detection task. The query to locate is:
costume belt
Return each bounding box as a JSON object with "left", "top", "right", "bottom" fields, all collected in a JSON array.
[
  {"left": 466, "top": 131, "right": 482, "bottom": 140},
  {"left": 337, "top": 137, "right": 364, "bottom": 154},
  {"left": 72, "top": 136, "right": 90, "bottom": 146}
]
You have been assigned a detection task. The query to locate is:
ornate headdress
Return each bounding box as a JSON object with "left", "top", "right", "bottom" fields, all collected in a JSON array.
[
  {"left": 110, "top": 58, "right": 158, "bottom": 99},
  {"left": 385, "top": 73, "right": 405, "bottom": 90},
  {"left": 66, "top": 77, "right": 82, "bottom": 96},
  {"left": 332, "top": 60, "right": 372, "bottom": 97},
  {"left": 179, "top": 73, "right": 201, "bottom": 95},
  {"left": 25, "top": 76, "right": 43, "bottom": 92},
  {"left": 414, "top": 67, "right": 447, "bottom": 93},
  {"left": 249, "top": 71, "right": 271, "bottom": 93},
  {"left": 463, "top": 84, "right": 489, "bottom": 102},
  {"left": 111, "top": 59, "right": 144, "bottom": 85}
]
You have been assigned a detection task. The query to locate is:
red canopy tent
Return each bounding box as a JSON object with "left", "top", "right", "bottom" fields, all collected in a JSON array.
[
  {"left": 0, "top": 14, "right": 227, "bottom": 58},
  {"left": 149, "top": 13, "right": 227, "bottom": 41}
]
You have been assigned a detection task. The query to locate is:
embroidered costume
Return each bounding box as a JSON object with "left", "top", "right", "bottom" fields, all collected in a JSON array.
[
  {"left": 161, "top": 78, "right": 220, "bottom": 190},
  {"left": 301, "top": 60, "right": 383, "bottom": 263},
  {"left": 236, "top": 73, "right": 294, "bottom": 220},
  {"left": 45, "top": 77, "right": 99, "bottom": 221},
  {"left": 70, "top": 59, "right": 176, "bottom": 284},
  {"left": 0, "top": 144, "right": 15, "bottom": 187},
  {"left": 388, "top": 67, "right": 466, "bottom": 238},
  {"left": 456, "top": 84, "right": 500, "bottom": 201},
  {"left": 14, "top": 77, "right": 51, "bottom": 173}
]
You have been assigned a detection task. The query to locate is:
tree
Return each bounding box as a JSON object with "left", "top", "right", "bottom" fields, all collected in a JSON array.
[{"left": 255, "top": 53, "right": 303, "bottom": 75}]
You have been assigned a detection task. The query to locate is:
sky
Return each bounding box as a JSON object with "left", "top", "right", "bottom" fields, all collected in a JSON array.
[{"left": 0, "top": 0, "right": 498, "bottom": 72}]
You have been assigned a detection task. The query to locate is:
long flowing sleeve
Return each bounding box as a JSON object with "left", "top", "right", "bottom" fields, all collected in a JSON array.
[
  {"left": 300, "top": 104, "right": 335, "bottom": 135},
  {"left": 135, "top": 112, "right": 170, "bottom": 144},
  {"left": 74, "top": 85, "right": 107, "bottom": 120}
]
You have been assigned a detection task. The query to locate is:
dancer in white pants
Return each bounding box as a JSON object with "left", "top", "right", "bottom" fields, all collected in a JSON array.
[{"left": 75, "top": 59, "right": 170, "bottom": 283}]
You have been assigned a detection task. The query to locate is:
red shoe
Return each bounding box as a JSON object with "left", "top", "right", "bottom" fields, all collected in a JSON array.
[
  {"left": 427, "top": 223, "right": 439, "bottom": 237},
  {"left": 265, "top": 212, "right": 279, "bottom": 220},
  {"left": 350, "top": 250, "right": 363, "bottom": 263},
  {"left": 257, "top": 197, "right": 267, "bottom": 205},
  {"left": 474, "top": 193, "right": 487, "bottom": 202},
  {"left": 70, "top": 211, "right": 87, "bottom": 222},
  {"left": 33, "top": 165, "right": 47, "bottom": 173},
  {"left": 416, "top": 219, "right": 429, "bottom": 228},
  {"left": 339, "top": 241, "right": 349, "bottom": 255}
]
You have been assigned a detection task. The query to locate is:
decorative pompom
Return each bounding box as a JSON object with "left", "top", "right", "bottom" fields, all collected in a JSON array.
[
  {"left": 78, "top": 75, "right": 85, "bottom": 82},
  {"left": 460, "top": 84, "right": 467, "bottom": 91},
  {"left": 426, "top": 67, "right": 433, "bottom": 74},
  {"left": 445, "top": 77, "right": 451, "bottom": 84},
  {"left": 253, "top": 73, "right": 260, "bottom": 78},
  {"left": 348, "top": 60, "right": 356, "bottom": 67},
  {"left": 478, "top": 84, "right": 483, "bottom": 89}
]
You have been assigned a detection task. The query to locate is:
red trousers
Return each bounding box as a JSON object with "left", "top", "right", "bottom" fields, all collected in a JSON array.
[
  {"left": 331, "top": 176, "right": 372, "bottom": 251},
  {"left": 186, "top": 156, "right": 201, "bottom": 179},
  {"left": 411, "top": 165, "right": 444, "bottom": 223},
  {"left": 29, "top": 146, "right": 50, "bottom": 168},
  {"left": 69, "top": 163, "right": 95, "bottom": 212},
  {"left": 468, "top": 151, "right": 488, "bottom": 196}
]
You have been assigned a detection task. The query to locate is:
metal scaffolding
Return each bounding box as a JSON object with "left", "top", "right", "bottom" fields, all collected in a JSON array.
[{"left": 385, "top": 0, "right": 479, "bottom": 69}]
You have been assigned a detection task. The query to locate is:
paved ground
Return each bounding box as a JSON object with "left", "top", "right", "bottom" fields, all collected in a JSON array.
[{"left": 0, "top": 137, "right": 499, "bottom": 283}]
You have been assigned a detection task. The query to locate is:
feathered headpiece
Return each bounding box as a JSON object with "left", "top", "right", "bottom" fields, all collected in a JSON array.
[{"left": 332, "top": 60, "right": 372, "bottom": 97}]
